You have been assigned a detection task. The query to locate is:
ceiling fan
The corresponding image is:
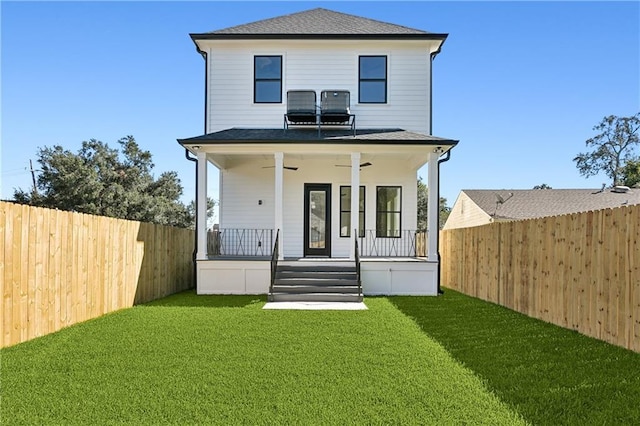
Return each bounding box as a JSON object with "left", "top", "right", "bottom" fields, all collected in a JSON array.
[
  {"left": 262, "top": 165, "right": 299, "bottom": 171},
  {"left": 335, "top": 161, "right": 372, "bottom": 169}
]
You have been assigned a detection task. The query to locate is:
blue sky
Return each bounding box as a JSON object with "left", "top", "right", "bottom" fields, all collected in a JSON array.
[{"left": 2, "top": 1, "right": 639, "bottom": 211}]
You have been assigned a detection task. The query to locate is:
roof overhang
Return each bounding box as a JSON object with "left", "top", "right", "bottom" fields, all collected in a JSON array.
[
  {"left": 190, "top": 33, "right": 448, "bottom": 41},
  {"left": 189, "top": 33, "right": 448, "bottom": 58},
  {"left": 178, "top": 128, "right": 458, "bottom": 170}
]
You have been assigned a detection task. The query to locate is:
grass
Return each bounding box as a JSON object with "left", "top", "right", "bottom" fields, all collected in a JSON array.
[
  {"left": 1, "top": 292, "right": 524, "bottom": 425},
  {"left": 390, "top": 290, "right": 640, "bottom": 425},
  {"left": 3, "top": 290, "right": 639, "bottom": 425}
]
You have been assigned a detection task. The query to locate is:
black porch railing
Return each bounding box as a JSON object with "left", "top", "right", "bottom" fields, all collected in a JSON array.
[
  {"left": 354, "top": 229, "right": 362, "bottom": 296},
  {"left": 358, "top": 230, "right": 428, "bottom": 257},
  {"left": 269, "top": 229, "right": 280, "bottom": 301},
  {"left": 207, "top": 229, "right": 274, "bottom": 257}
]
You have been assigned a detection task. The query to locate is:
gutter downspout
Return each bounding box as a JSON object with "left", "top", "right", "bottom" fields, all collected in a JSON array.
[
  {"left": 436, "top": 150, "right": 451, "bottom": 294},
  {"left": 185, "top": 149, "right": 197, "bottom": 289},
  {"left": 430, "top": 41, "right": 448, "bottom": 295},
  {"left": 186, "top": 42, "right": 208, "bottom": 289}
]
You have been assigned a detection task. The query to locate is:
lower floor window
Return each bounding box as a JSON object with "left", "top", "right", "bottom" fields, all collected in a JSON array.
[
  {"left": 376, "top": 186, "right": 401, "bottom": 237},
  {"left": 340, "top": 186, "right": 365, "bottom": 237}
]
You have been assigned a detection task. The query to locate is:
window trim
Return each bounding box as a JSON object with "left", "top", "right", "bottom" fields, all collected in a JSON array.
[
  {"left": 339, "top": 186, "right": 366, "bottom": 238},
  {"left": 358, "top": 55, "right": 387, "bottom": 104},
  {"left": 254, "top": 55, "right": 282, "bottom": 104},
  {"left": 376, "top": 186, "right": 402, "bottom": 238}
]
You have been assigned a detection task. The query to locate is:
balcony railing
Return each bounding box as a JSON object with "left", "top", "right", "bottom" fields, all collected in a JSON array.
[
  {"left": 207, "top": 229, "right": 274, "bottom": 257},
  {"left": 358, "top": 230, "right": 428, "bottom": 257}
]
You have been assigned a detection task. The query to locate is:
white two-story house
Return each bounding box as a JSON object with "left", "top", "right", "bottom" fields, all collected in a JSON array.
[{"left": 178, "top": 8, "right": 458, "bottom": 301}]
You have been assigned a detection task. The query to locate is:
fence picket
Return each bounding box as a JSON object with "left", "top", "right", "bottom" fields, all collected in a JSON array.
[
  {"left": 1, "top": 202, "right": 194, "bottom": 348},
  {"left": 441, "top": 204, "right": 640, "bottom": 353}
]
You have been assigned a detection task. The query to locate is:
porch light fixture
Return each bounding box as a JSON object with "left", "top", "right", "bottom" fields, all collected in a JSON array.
[
  {"left": 433, "top": 146, "right": 443, "bottom": 153},
  {"left": 193, "top": 145, "right": 201, "bottom": 150}
]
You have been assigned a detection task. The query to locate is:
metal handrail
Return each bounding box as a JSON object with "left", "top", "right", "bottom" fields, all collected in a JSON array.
[
  {"left": 269, "top": 229, "right": 280, "bottom": 301},
  {"left": 358, "top": 229, "right": 422, "bottom": 257},
  {"left": 207, "top": 228, "right": 273, "bottom": 257},
  {"left": 354, "top": 230, "right": 362, "bottom": 298}
]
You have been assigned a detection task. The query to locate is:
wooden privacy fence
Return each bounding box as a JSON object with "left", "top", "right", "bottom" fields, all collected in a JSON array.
[
  {"left": 440, "top": 204, "right": 640, "bottom": 352},
  {"left": 1, "top": 201, "right": 195, "bottom": 348}
]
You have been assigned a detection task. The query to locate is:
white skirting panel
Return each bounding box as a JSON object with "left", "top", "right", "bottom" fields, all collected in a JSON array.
[
  {"left": 361, "top": 260, "right": 438, "bottom": 296},
  {"left": 197, "top": 260, "right": 270, "bottom": 295},
  {"left": 196, "top": 259, "right": 438, "bottom": 296}
]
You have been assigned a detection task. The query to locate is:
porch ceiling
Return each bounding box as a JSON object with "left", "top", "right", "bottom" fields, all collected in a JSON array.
[{"left": 205, "top": 152, "right": 431, "bottom": 171}]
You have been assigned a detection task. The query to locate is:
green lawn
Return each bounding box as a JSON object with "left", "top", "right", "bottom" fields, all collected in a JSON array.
[
  {"left": 2, "top": 290, "right": 639, "bottom": 425},
  {"left": 2, "top": 292, "right": 523, "bottom": 425},
  {"left": 390, "top": 290, "right": 640, "bottom": 425}
]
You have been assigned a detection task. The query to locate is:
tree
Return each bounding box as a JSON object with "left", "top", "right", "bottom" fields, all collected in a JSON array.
[
  {"left": 417, "top": 178, "right": 451, "bottom": 230},
  {"left": 14, "top": 136, "right": 194, "bottom": 228},
  {"left": 573, "top": 113, "right": 640, "bottom": 185},
  {"left": 621, "top": 158, "right": 640, "bottom": 188},
  {"left": 533, "top": 184, "right": 552, "bottom": 189},
  {"left": 187, "top": 198, "right": 217, "bottom": 230}
]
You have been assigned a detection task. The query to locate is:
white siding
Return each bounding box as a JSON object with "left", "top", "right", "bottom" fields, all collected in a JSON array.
[
  {"left": 219, "top": 157, "right": 418, "bottom": 258},
  {"left": 219, "top": 162, "right": 275, "bottom": 229},
  {"left": 203, "top": 40, "right": 437, "bottom": 134}
]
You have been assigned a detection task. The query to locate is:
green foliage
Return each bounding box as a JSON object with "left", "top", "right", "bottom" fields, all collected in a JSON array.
[
  {"left": 533, "top": 183, "right": 552, "bottom": 189},
  {"left": 574, "top": 113, "right": 640, "bottom": 185},
  {"left": 621, "top": 158, "right": 640, "bottom": 188},
  {"left": 187, "top": 197, "right": 217, "bottom": 230},
  {"left": 14, "top": 136, "right": 196, "bottom": 228},
  {"left": 1, "top": 293, "right": 525, "bottom": 425},
  {"left": 417, "top": 177, "right": 451, "bottom": 230}
]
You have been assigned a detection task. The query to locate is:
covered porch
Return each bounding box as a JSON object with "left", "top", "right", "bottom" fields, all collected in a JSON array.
[{"left": 178, "top": 128, "right": 457, "bottom": 296}]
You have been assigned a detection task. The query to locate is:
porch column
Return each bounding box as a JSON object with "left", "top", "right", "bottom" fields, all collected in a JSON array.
[
  {"left": 196, "top": 151, "right": 208, "bottom": 260},
  {"left": 426, "top": 151, "right": 440, "bottom": 261},
  {"left": 350, "top": 152, "right": 361, "bottom": 260},
  {"left": 274, "top": 152, "right": 284, "bottom": 260}
]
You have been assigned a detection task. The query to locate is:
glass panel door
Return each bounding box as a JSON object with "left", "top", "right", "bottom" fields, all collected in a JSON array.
[
  {"left": 304, "top": 184, "right": 331, "bottom": 256},
  {"left": 309, "top": 190, "right": 326, "bottom": 249}
]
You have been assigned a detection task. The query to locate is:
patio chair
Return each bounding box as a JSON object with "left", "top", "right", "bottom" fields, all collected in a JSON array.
[
  {"left": 284, "top": 90, "right": 317, "bottom": 128},
  {"left": 320, "top": 90, "right": 356, "bottom": 135}
]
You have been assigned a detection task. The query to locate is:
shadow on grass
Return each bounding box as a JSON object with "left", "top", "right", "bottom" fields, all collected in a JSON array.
[
  {"left": 141, "top": 290, "right": 266, "bottom": 308},
  {"left": 389, "top": 289, "right": 640, "bottom": 425}
]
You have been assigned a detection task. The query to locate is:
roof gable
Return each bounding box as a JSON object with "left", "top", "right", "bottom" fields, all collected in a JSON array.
[
  {"left": 462, "top": 189, "right": 640, "bottom": 220},
  {"left": 192, "top": 8, "right": 446, "bottom": 40}
]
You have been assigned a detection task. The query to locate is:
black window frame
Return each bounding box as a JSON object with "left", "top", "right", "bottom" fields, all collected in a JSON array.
[
  {"left": 358, "top": 55, "right": 387, "bottom": 104},
  {"left": 339, "top": 186, "right": 366, "bottom": 238},
  {"left": 254, "top": 55, "right": 282, "bottom": 104},
  {"left": 376, "top": 186, "right": 401, "bottom": 238}
]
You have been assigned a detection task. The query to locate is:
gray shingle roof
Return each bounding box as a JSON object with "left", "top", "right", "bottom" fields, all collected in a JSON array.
[
  {"left": 178, "top": 128, "right": 458, "bottom": 145},
  {"left": 463, "top": 189, "right": 640, "bottom": 220},
  {"left": 192, "top": 8, "right": 446, "bottom": 39}
]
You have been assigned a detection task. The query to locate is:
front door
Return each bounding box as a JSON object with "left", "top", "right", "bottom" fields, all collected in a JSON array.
[{"left": 304, "top": 183, "right": 331, "bottom": 257}]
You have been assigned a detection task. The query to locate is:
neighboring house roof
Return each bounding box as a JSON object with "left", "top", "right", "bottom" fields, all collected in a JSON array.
[
  {"left": 178, "top": 128, "right": 458, "bottom": 146},
  {"left": 462, "top": 189, "right": 640, "bottom": 220},
  {"left": 191, "top": 8, "right": 447, "bottom": 40}
]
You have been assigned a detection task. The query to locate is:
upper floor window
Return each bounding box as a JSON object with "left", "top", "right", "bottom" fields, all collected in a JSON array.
[
  {"left": 254, "top": 56, "right": 282, "bottom": 103},
  {"left": 359, "top": 56, "right": 387, "bottom": 104}
]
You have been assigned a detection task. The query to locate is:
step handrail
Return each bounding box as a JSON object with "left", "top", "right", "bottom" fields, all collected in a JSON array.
[
  {"left": 269, "top": 229, "right": 280, "bottom": 301},
  {"left": 354, "top": 230, "right": 362, "bottom": 298}
]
